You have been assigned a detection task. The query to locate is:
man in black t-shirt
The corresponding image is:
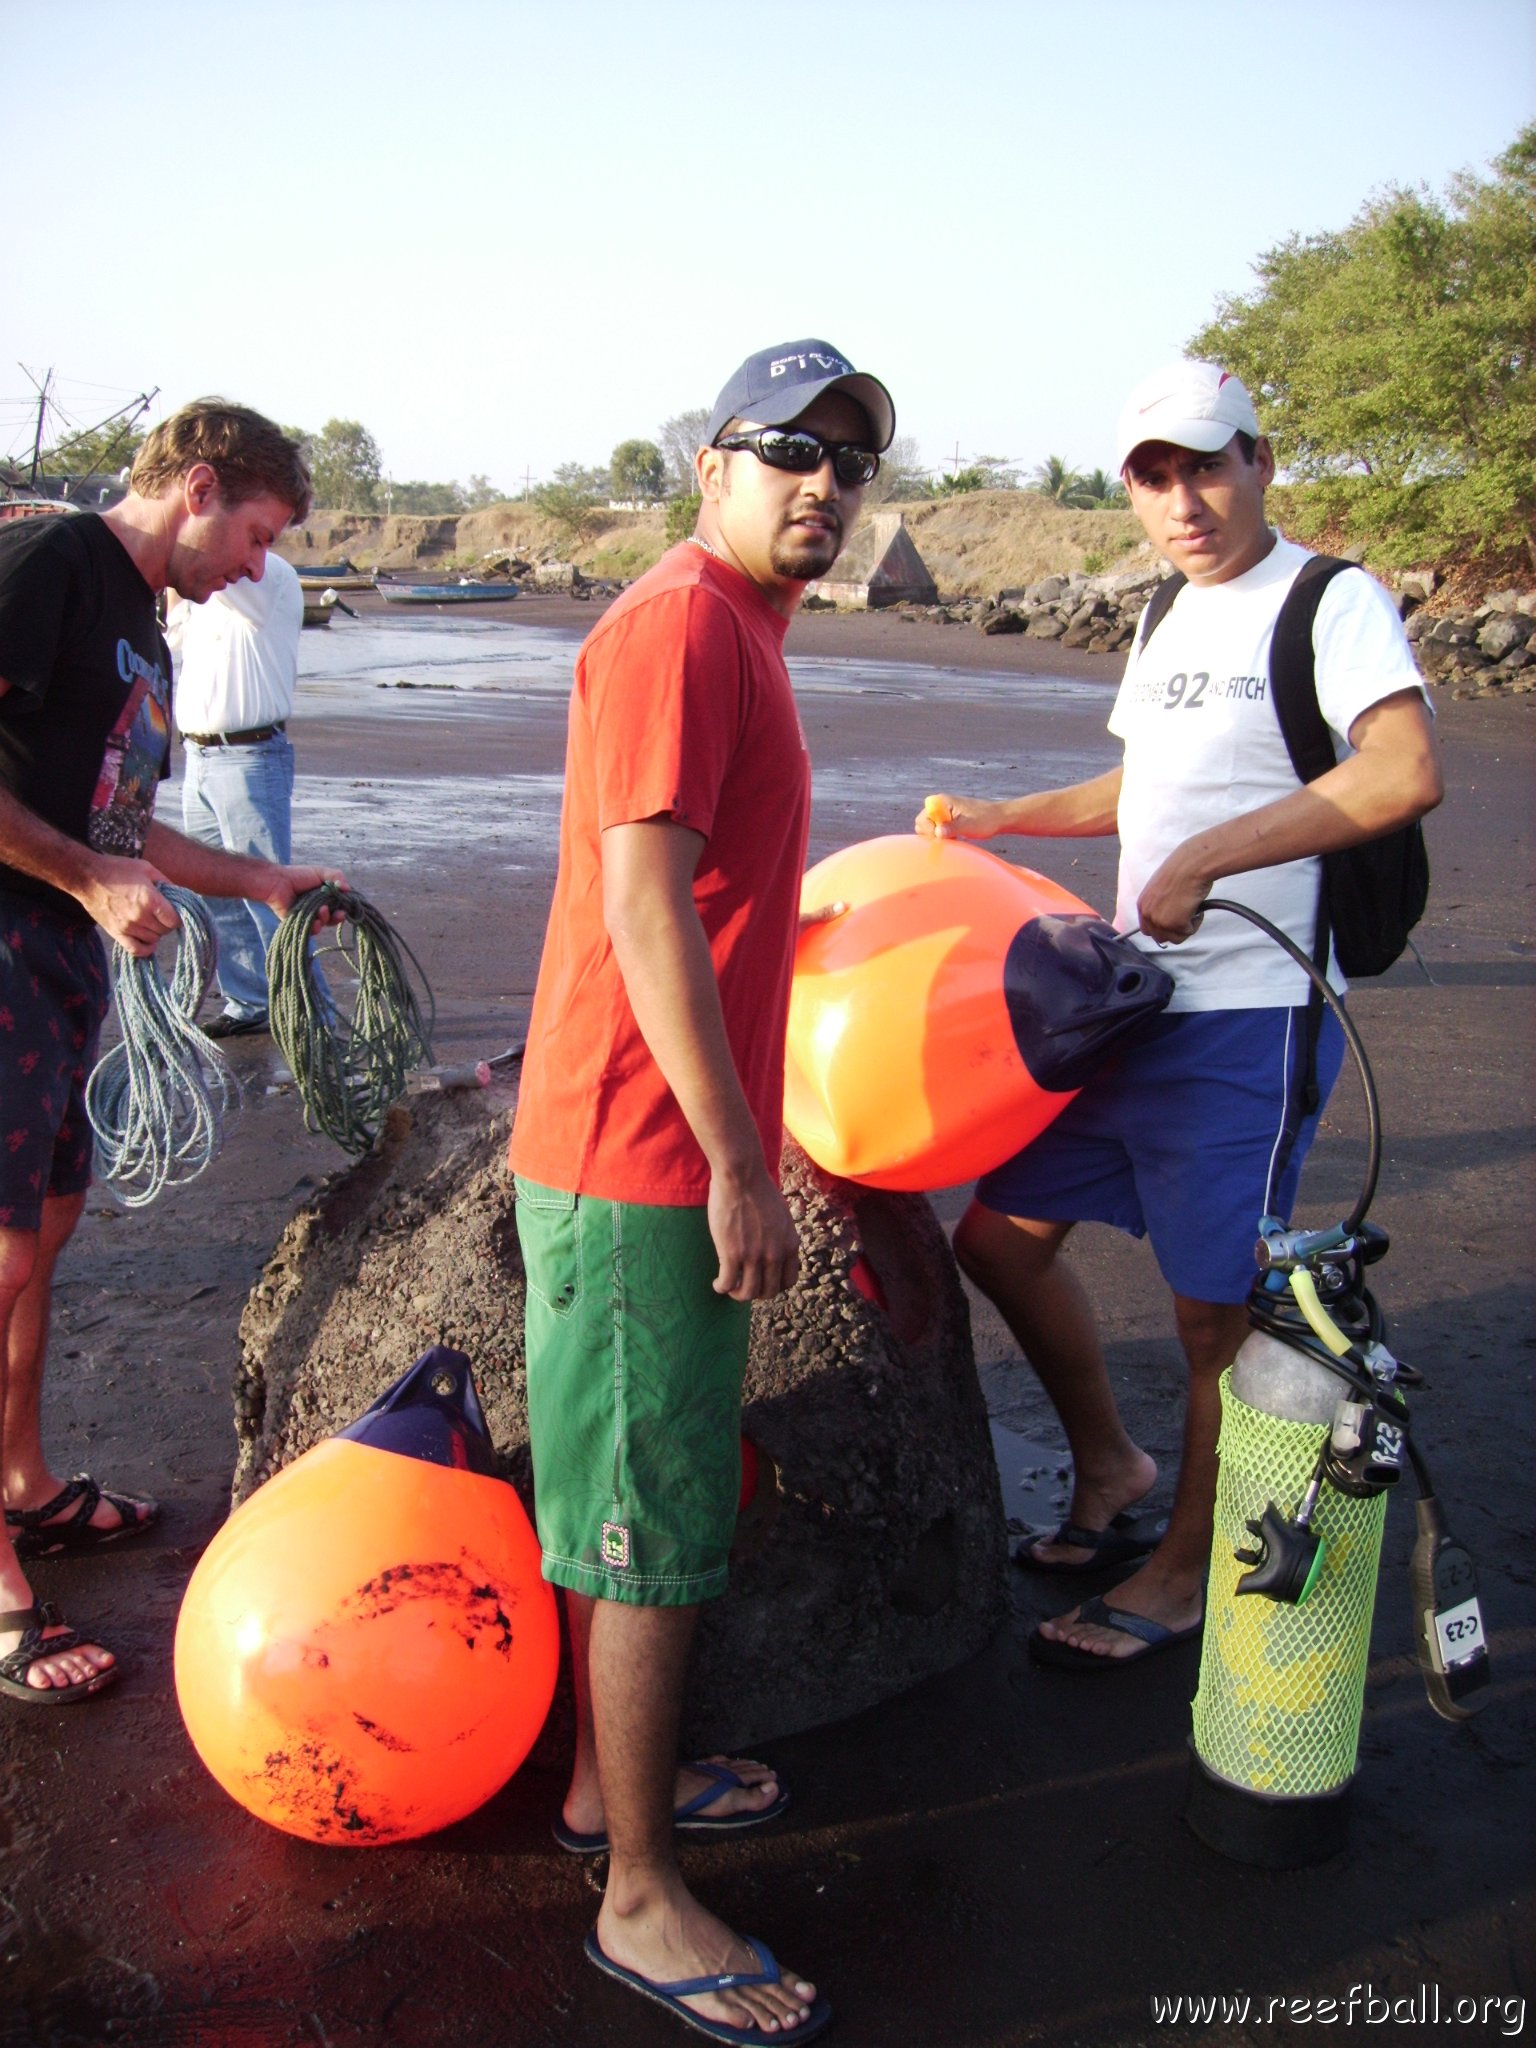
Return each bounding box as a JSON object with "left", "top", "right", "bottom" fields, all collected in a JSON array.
[{"left": 0, "top": 400, "right": 343, "bottom": 1706}]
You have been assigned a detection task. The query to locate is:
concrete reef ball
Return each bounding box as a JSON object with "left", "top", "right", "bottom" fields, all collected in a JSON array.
[{"left": 174, "top": 1434, "right": 558, "bottom": 1845}]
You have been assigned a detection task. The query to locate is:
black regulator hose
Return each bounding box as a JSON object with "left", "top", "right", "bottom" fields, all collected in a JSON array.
[{"left": 1197, "top": 897, "right": 1381, "bottom": 1233}]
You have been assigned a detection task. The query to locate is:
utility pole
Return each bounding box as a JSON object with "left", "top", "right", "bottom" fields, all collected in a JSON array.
[{"left": 521, "top": 465, "right": 534, "bottom": 502}]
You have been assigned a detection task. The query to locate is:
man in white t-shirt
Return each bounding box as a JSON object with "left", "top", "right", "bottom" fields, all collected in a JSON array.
[
  {"left": 170, "top": 551, "right": 304, "bottom": 1035},
  {"left": 916, "top": 360, "right": 1442, "bottom": 1670}
]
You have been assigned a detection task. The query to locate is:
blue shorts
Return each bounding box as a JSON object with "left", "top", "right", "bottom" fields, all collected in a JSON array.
[{"left": 975, "top": 1006, "right": 1346, "bottom": 1305}]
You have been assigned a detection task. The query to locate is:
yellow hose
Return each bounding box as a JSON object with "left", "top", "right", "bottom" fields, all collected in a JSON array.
[{"left": 1288, "top": 1267, "right": 1354, "bottom": 1359}]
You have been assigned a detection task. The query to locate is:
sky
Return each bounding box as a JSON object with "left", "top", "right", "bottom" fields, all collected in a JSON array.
[{"left": 3, "top": 0, "right": 1532, "bottom": 494}]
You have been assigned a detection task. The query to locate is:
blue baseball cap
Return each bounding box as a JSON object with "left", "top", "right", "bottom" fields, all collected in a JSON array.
[{"left": 705, "top": 338, "right": 895, "bottom": 452}]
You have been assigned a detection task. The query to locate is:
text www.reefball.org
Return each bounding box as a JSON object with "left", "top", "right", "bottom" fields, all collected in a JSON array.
[{"left": 1150, "top": 1986, "right": 1525, "bottom": 2035}]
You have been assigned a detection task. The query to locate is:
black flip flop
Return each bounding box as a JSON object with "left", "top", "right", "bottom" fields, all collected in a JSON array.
[
  {"left": 1014, "top": 1509, "right": 1166, "bottom": 1576},
  {"left": 1027, "top": 1592, "right": 1203, "bottom": 1672}
]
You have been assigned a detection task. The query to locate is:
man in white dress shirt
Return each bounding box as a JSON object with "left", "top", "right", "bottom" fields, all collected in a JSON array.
[{"left": 172, "top": 551, "right": 304, "bottom": 1036}]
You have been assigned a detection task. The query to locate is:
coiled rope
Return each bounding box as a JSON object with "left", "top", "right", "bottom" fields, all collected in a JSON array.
[
  {"left": 267, "top": 883, "right": 435, "bottom": 1156},
  {"left": 85, "top": 885, "right": 239, "bottom": 1207}
]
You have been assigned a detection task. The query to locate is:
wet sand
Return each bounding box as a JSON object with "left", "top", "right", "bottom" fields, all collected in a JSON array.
[{"left": 2, "top": 601, "right": 1532, "bottom": 2047}]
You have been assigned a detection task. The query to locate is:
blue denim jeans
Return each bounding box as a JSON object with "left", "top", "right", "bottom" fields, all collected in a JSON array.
[{"left": 180, "top": 731, "right": 294, "bottom": 1020}]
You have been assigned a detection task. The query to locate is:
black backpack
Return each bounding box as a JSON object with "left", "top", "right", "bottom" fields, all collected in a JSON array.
[{"left": 1138, "top": 553, "right": 1429, "bottom": 981}]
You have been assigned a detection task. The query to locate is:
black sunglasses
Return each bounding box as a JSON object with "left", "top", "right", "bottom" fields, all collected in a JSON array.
[{"left": 715, "top": 427, "right": 880, "bottom": 488}]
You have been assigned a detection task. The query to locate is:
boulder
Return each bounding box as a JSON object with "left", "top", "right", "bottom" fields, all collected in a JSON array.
[
  {"left": 1026, "top": 612, "right": 1068, "bottom": 640},
  {"left": 232, "top": 1081, "right": 1009, "bottom": 1754},
  {"left": 979, "top": 607, "right": 1027, "bottom": 635},
  {"left": 1025, "top": 575, "right": 1068, "bottom": 605},
  {"left": 1477, "top": 614, "right": 1533, "bottom": 662}
]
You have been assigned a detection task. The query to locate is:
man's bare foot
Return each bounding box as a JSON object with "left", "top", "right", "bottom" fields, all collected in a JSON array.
[
  {"left": 562, "top": 1753, "right": 782, "bottom": 1843},
  {"left": 1021, "top": 1447, "right": 1159, "bottom": 1568},
  {"left": 1036, "top": 1559, "right": 1204, "bottom": 1660},
  {"left": 597, "top": 1874, "right": 819, "bottom": 2035}
]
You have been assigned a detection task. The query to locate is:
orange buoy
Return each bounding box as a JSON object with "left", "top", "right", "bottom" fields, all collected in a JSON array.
[
  {"left": 174, "top": 1349, "right": 558, "bottom": 1846},
  {"left": 786, "top": 835, "right": 1171, "bottom": 1191}
]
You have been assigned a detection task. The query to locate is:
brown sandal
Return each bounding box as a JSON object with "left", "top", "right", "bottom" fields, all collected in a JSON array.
[{"left": 0, "top": 1600, "right": 119, "bottom": 1705}]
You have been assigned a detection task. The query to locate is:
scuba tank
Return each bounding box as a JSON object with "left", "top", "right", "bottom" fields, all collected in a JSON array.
[{"left": 1182, "top": 903, "right": 1490, "bottom": 1869}]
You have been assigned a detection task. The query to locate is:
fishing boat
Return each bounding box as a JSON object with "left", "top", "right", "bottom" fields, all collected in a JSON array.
[
  {"left": 2, "top": 370, "right": 156, "bottom": 521},
  {"left": 378, "top": 579, "right": 519, "bottom": 605},
  {"left": 293, "top": 564, "right": 376, "bottom": 592}
]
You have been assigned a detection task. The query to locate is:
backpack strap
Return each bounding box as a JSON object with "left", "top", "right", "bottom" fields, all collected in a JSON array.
[
  {"left": 1135, "top": 570, "right": 1187, "bottom": 651},
  {"left": 1268, "top": 554, "right": 1359, "bottom": 1113}
]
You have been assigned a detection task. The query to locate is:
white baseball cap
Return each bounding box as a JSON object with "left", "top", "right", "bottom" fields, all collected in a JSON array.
[{"left": 1115, "top": 361, "right": 1260, "bottom": 474}]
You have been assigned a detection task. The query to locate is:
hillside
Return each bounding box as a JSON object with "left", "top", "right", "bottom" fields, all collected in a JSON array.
[
  {"left": 276, "top": 491, "right": 1147, "bottom": 599},
  {"left": 276, "top": 486, "right": 1508, "bottom": 606}
]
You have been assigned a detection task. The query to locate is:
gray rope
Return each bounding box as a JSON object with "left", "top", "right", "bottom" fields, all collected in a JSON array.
[{"left": 85, "top": 886, "right": 239, "bottom": 1207}]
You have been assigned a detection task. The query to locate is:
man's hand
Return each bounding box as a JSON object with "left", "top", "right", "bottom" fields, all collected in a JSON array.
[
  {"left": 798, "top": 898, "right": 847, "bottom": 932},
  {"left": 707, "top": 1163, "right": 801, "bottom": 1302},
  {"left": 914, "top": 793, "right": 1001, "bottom": 841},
  {"left": 260, "top": 864, "right": 350, "bottom": 924},
  {"left": 1136, "top": 844, "right": 1212, "bottom": 944},
  {"left": 78, "top": 857, "right": 182, "bottom": 958}
]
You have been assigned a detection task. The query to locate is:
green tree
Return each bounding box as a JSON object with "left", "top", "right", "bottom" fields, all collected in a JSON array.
[
  {"left": 1188, "top": 122, "right": 1536, "bottom": 569},
  {"left": 1076, "top": 467, "right": 1126, "bottom": 508},
  {"left": 308, "top": 418, "right": 384, "bottom": 510},
  {"left": 1029, "top": 455, "right": 1090, "bottom": 506},
  {"left": 532, "top": 461, "right": 609, "bottom": 542},
  {"left": 463, "top": 473, "right": 503, "bottom": 509},
  {"left": 611, "top": 438, "right": 666, "bottom": 504},
  {"left": 40, "top": 419, "right": 146, "bottom": 482},
  {"left": 659, "top": 408, "right": 710, "bottom": 498},
  {"left": 937, "top": 454, "right": 1020, "bottom": 495},
  {"left": 665, "top": 492, "right": 702, "bottom": 545},
  {"left": 865, "top": 434, "right": 934, "bottom": 504},
  {"left": 388, "top": 479, "right": 467, "bottom": 514}
]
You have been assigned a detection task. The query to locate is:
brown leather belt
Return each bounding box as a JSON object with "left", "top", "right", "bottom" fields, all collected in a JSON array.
[{"left": 182, "top": 722, "right": 287, "bottom": 747}]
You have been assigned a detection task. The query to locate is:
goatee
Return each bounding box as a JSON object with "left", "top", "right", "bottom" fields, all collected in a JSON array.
[{"left": 770, "top": 514, "right": 843, "bottom": 582}]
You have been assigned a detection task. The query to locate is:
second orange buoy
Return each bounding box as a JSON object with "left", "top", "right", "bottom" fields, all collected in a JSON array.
[{"left": 786, "top": 835, "right": 1171, "bottom": 1191}]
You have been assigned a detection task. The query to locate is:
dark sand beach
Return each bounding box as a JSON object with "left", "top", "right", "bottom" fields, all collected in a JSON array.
[{"left": 2, "top": 598, "right": 1531, "bottom": 2047}]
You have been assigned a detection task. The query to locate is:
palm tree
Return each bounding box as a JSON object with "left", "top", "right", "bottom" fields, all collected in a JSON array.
[
  {"left": 1029, "top": 455, "right": 1090, "bottom": 506},
  {"left": 1077, "top": 467, "right": 1127, "bottom": 508}
]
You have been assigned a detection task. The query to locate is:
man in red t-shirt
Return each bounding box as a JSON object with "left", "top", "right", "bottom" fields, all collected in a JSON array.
[{"left": 511, "top": 340, "right": 894, "bottom": 2041}]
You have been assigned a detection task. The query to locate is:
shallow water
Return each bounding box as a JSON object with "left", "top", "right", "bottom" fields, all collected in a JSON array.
[
  {"left": 165, "top": 615, "right": 1115, "bottom": 875},
  {"left": 293, "top": 615, "right": 1098, "bottom": 716}
]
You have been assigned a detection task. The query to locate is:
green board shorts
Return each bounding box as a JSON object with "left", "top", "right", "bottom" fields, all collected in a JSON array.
[{"left": 514, "top": 1176, "right": 751, "bottom": 1607}]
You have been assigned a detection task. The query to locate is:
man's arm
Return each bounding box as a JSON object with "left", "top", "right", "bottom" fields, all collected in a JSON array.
[
  {"left": 602, "top": 818, "right": 798, "bottom": 1303},
  {"left": 142, "top": 820, "right": 344, "bottom": 922},
  {"left": 0, "top": 786, "right": 180, "bottom": 954},
  {"left": 1137, "top": 688, "right": 1442, "bottom": 942},
  {"left": 914, "top": 765, "right": 1124, "bottom": 841}
]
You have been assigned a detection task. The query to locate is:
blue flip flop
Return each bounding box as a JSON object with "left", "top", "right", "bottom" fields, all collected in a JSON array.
[
  {"left": 1027, "top": 1592, "right": 1203, "bottom": 1671},
  {"left": 553, "top": 1759, "right": 790, "bottom": 1855},
  {"left": 583, "top": 1927, "right": 832, "bottom": 2044}
]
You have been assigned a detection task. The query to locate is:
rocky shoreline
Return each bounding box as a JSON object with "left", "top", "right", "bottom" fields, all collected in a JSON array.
[{"left": 882, "top": 563, "right": 1536, "bottom": 699}]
